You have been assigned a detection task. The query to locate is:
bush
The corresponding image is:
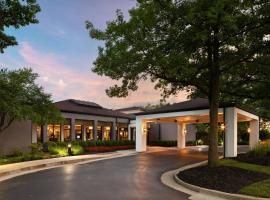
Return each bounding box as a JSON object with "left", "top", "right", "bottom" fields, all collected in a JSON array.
[
  {"left": 30, "top": 143, "right": 43, "bottom": 153},
  {"left": 260, "top": 129, "right": 270, "bottom": 140},
  {"left": 10, "top": 148, "right": 24, "bottom": 157},
  {"left": 148, "top": 141, "right": 177, "bottom": 147},
  {"left": 249, "top": 144, "right": 270, "bottom": 157},
  {"left": 72, "top": 145, "right": 84, "bottom": 155},
  {"left": 43, "top": 141, "right": 57, "bottom": 152}
]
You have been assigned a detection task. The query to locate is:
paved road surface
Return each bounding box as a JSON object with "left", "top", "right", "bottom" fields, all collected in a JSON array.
[{"left": 0, "top": 148, "right": 207, "bottom": 200}]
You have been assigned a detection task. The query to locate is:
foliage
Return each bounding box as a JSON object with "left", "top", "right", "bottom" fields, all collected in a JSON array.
[
  {"left": 47, "top": 144, "right": 84, "bottom": 156},
  {"left": 79, "top": 140, "right": 135, "bottom": 147},
  {"left": 87, "top": 0, "right": 270, "bottom": 166},
  {"left": 0, "top": 0, "right": 41, "bottom": 53},
  {"left": 0, "top": 68, "right": 63, "bottom": 133},
  {"left": 144, "top": 102, "right": 169, "bottom": 110},
  {"left": 148, "top": 140, "right": 177, "bottom": 147},
  {"left": 260, "top": 129, "right": 270, "bottom": 140},
  {"left": 238, "top": 122, "right": 249, "bottom": 144},
  {"left": 195, "top": 124, "right": 209, "bottom": 144},
  {"left": 249, "top": 144, "right": 270, "bottom": 157}
]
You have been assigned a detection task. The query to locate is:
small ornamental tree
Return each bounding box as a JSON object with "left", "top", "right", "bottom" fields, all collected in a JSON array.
[
  {"left": 87, "top": 0, "right": 270, "bottom": 167},
  {"left": 0, "top": 68, "right": 63, "bottom": 134},
  {"left": 0, "top": 0, "right": 40, "bottom": 53}
]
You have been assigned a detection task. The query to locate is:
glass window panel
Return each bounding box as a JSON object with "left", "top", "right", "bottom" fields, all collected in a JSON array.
[
  {"left": 86, "top": 126, "right": 94, "bottom": 141},
  {"left": 75, "top": 125, "right": 82, "bottom": 140},
  {"left": 64, "top": 125, "right": 71, "bottom": 141}
]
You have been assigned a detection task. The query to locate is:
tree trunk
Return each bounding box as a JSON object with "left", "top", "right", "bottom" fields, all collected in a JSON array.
[
  {"left": 208, "top": 80, "right": 219, "bottom": 167},
  {"left": 208, "top": 30, "right": 220, "bottom": 167}
]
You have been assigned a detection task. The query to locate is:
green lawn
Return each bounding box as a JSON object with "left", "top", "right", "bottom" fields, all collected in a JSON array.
[
  {"left": 240, "top": 179, "right": 270, "bottom": 198},
  {"left": 220, "top": 159, "right": 270, "bottom": 175},
  {"left": 220, "top": 159, "right": 270, "bottom": 198}
]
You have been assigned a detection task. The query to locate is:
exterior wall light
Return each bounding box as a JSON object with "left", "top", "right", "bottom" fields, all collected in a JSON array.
[
  {"left": 247, "top": 128, "right": 251, "bottom": 133},
  {"left": 184, "top": 129, "right": 187, "bottom": 134},
  {"left": 220, "top": 123, "right": 225, "bottom": 130}
]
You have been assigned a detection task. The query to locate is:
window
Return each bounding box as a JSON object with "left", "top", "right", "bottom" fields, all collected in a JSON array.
[
  {"left": 118, "top": 127, "right": 128, "bottom": 140},
  {"left": 117, "top": 123, "right": 128, "bottom": 140},
  {"left": 103, "top": 126, "right": 111, "bottom": 140},
  {"left": 75, "top": 125, "right": 82, "bottom": 140},
  {"left": 64, "top": 125, "right": 71, "bottom": 141},
  {"left": 47, "top": 124, "right": 61, "bottom": 142},
  {"left": 97, "top": 126, "right": 102, "bottom": 140},
  {"left": 86, "top": 126, "right": 94, "bottom": 140}
]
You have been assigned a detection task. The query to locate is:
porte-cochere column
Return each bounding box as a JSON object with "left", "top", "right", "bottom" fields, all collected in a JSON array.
[
  {"left": 225, "top": 107, "right": 238, "bottom": 157},
  {"left": 136, "top": 118, "right": 147, "bottom": 152}
]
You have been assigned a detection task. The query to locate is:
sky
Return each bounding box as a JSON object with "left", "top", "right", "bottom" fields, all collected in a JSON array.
[{"left": 1, "top": 0, "right": 188, "bottom": 109}]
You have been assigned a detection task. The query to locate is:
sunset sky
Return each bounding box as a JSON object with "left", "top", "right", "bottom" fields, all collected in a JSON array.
[{"left": 1, "top": 0, "right": 188, "bottom": 109}]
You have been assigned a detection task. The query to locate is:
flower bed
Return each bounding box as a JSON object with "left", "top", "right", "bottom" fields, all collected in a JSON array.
[{"left": 84, "top": 145, "right": 135, "bottom": 153}]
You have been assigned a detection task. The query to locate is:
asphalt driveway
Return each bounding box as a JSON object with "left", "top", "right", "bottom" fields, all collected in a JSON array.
[{"left": 0, "top": 148, "right": 207, "bottom": 200}]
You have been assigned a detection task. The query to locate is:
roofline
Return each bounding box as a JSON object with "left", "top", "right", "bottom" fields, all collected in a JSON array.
[
  {"left": 135, "top": 103, "right": 258, "bottom": 117},
  {"left": 59, "top": 109, "right": 132, "bottom": 119},
  {"left": 115, "top": 107, "right": 146, "bottom": 111}
]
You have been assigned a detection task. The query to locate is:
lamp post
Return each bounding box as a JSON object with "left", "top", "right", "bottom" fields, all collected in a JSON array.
[{"left": 68, "top": 143, "right": 72, "bottom": 156}]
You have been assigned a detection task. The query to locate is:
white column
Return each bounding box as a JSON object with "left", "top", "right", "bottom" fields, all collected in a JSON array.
[
  {"left": 136, "top": 118, "right": 147, "bottom": 152},
  {"left": 42, "top": 124, "right": 48, "bottom": 143},
  {"left": 82, "top": 125, "right": 87, "bottom": 141},
  {"left": 225, "top": 107, "right": 238, "bottom": 157},
  {"left": 128, "top": 124, "right": 131, "bottom": 140},
  {"left": 71, "top": 118, "right": 76, "bottom": 141},
  {"left": 250, "top": 119, "right": 259, "bottom": 149},
  {"left": 60, "top": 124, "right": 64, "bottom": 142},
  {"left": 112, "top": 122, "right": 116, "bottom": 140},
  {"left": 177, "top": 124, "right": 186, "bottom": 149}
]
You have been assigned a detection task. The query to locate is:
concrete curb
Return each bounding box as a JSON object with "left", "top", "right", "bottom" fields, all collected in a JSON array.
[
  {"left": 0, "top": 151, "right": 137, "bottom": 182},
  {"left": 173, "top": 161, "right": 270, "bottom": 200}
]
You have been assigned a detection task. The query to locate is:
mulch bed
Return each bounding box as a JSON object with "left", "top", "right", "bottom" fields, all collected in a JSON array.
[
  {"left": 233, "top": 154, "right": 270, "bottom": 166},
  {"left": 178, "top": 165, "right": 269, "bottom": 193}
]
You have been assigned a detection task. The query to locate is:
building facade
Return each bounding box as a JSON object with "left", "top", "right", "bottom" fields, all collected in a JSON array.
[
  {"left": 0, "top": 99, "right": 133, "bottom": 155},
  {"left": 34, "top": 99, "right": 133, "bottom": 143}
]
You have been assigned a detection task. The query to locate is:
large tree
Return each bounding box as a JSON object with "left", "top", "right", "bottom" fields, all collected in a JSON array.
[
  {"left": 0, "top": 0, "right": 40, "bottom": 53},
  {"left": 0, "top": 68, "right": 63, "bottom": 134},
  {"left": 87, "top": 0, "right": 270, "bottom": 166}
]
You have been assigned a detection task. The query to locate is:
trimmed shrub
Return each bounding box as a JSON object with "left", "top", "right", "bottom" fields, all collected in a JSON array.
[
  {"left": 43, "top": 141, "right": 57, "bottom": 152},
  {"left": 30, "top": 143, "right": 43, "bottom": 153},
  {"left": 72, "top": 145, "right": 84, "bottom": 155},
  {"left": 148, "top": 141, "right": 177, "bottom": 147}
]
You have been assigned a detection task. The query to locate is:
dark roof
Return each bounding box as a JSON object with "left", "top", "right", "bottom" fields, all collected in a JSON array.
[
  {"left": 135, "top": 98, "right": 257, "bottom": 116},
  {"left": 69, "top": 99, "right": 102, "bottom": 108},
  {"left": 115, "top": 106, "right": 146, "bottom": 112},
  {"left": 54, "top": 99, "right": 132, "bottom": 119}
]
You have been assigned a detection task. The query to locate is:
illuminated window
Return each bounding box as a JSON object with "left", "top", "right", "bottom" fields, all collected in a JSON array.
[
  {"left": 64, "top": 125, "right": 71, "bottom": 141},
  {"left": 75, "top": 125, "right": 82, "bottom": 140},
  {"left": 103, "top": 126, "right": 111, "bottom": 140},
  {"left": 47, "top": 124, "right": 61, "bottom": 142},
  {"left": 117, "top": 123, "right": 128, "bottom": 140},
  {"left": 86, "top": 126, "right": 94, "bottom": 140},
  {"left": 97, "top": 126, "right": 102, "bottom": 140}
]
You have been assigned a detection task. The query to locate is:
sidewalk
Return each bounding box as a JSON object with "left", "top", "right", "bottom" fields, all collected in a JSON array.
[{"left": 0, "top": 150, "right": 136, "bottom": 181}]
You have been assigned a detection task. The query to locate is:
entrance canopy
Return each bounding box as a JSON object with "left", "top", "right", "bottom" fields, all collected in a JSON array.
[{"left": 135, "top": 98, "right": 259, "bottom": 157}]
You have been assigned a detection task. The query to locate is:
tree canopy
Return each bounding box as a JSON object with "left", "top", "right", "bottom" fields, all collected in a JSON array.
[
  {"left": 87, "top": 0, "right": 270, "bottom": 166},
  {"left": 0, "top": 68, "right": 63, "bottom": 133},
  {"left": 0, "top": 0, "right": 40, "bottom": 53}
]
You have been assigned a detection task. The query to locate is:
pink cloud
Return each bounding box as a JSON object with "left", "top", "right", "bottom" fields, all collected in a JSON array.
[{"left": 19, "top": 42, "right": 188, "bottom": 108}]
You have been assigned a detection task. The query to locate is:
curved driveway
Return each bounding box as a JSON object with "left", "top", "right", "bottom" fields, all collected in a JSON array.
[{"left": 0, "top": 148, "right": 207, "bottom": 200}]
